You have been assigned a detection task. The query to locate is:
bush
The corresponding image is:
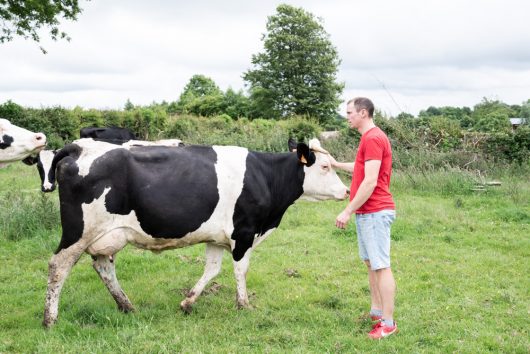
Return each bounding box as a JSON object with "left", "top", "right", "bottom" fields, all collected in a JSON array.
[
  {"left": 482, "top": 127, "right": 530, "bottom": 164},
  {"left": 41, "top": 107, "right": 79, "bottom": 142},
  {"left": 280, "top": 116, "right": 321, "bottom": 142},
  {"left": 78, "top": 108, "right": 105, "bottom": 128},
  {"left": 129, "top": 107, "right": 168, "bottom": 140},
  {"left": 166, "top": 116, "right": 199, "bottom": 139}
]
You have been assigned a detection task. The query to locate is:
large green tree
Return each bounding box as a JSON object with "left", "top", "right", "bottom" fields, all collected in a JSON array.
[
  {"left": 472, "top": 98, "right": 514, "bottom": 132},
  {"left": 0, "top": 0, "right": 86, "bottom": 53},
  {"left": 177, "top": 74, "right": 224, "bottom": 115},
  {"left": 243, "top": 4, "right": 343, "bottom": 123}
]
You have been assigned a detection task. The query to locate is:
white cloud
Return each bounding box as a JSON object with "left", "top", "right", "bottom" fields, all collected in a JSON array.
[{"left": 0, "top": 0, "right": 529, "bottom": 115}]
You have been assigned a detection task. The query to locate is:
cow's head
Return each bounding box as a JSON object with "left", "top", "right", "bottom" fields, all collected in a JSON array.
[
  {"left": 22, "top": 149, "right": 57, "bottom": 192},
  {"left": 289, "top": 138, "right": 349, "bottom": 201},
  {"left": 0, "top": 118, "right": 47, "bottom": 163}
]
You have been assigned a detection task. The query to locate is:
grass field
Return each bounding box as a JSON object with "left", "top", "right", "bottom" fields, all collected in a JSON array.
[{"left": 0, "top": 162, "right": 528, "bottom": 353}]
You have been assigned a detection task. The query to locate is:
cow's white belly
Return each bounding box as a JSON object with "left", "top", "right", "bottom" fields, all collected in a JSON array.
[{"left": 86, "top": 227, "right": 233, "bottom": 256}]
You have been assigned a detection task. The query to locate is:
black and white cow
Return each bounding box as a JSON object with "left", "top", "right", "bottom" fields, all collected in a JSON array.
[
  {"left": 42, "top": 138, "right": 348, "bottom": 327},
  {"left": 80, "top": 126, "right": 137, "bottom": 140},
  {"left": 0, "top": 118, "right": 46, "bottom": 164},
  {"left": 26, "top": 138, "right": 183, "bottom": 192}
]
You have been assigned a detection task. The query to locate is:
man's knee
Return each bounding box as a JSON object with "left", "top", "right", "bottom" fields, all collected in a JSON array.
[{"left": 375, "top": 266, "right": 391, "bottom": 272}]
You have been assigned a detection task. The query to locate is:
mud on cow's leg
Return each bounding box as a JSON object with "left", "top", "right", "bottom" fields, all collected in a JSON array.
[
  {"left": 180, "top": 244, "right": 225, "bottom": 314},
  {"left": 43, "top": 241, "right": 87, "bottom": 328},
  {"left": 92, "top": 255, "right": 135, "bottom": 313}
]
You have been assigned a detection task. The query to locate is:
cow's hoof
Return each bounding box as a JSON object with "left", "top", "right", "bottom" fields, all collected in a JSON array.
[
  {"left": 118, "top": 303, "right": 135, "bottom": 313},
  {"left": 180, "top": 300, "right": 193, "bottom": 315},
  {"left": 236, "top": 301, "right": 252, "bottom": 310},
  {"left": 42, "top": 318, "right": 56, "bottom": 329}
]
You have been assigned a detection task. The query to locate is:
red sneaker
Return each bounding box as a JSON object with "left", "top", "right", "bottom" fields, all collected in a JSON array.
[
  {"left": 368, "top": 321, "right": 398, "bottom": 339},
  {"left": 370, "top": 315, "right": 382, "bottom": 329}
]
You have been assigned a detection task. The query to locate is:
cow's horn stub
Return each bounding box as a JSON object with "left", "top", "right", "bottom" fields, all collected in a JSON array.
[{"left": 308, "top": 138, "right": 329, "bottom": 154}]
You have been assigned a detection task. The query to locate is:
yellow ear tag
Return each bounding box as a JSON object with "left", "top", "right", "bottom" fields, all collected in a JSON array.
[{"left": 300, "top": 155, "right": 307, "bottom": 164}]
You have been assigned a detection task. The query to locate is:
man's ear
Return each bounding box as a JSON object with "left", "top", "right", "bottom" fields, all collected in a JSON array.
[{"left": 296, "top": 142, "right": 316, "bottom": 167}]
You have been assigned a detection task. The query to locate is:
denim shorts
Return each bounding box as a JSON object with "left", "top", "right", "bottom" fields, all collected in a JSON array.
[{"left": 355, "top": 210, "right": 396, "bottom": 270}]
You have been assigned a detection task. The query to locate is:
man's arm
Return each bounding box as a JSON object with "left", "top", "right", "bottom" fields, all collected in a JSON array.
[
  {"left": 329, "top": 155, "right": 355, "bottom": 173},
  {"left": 335, "top": 159, "right": 381, "bottom": 229}
]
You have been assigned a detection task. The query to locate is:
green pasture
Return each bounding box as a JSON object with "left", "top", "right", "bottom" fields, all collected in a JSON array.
[{"left": 0, "top": 162, "right": 528, "bottom": 353}]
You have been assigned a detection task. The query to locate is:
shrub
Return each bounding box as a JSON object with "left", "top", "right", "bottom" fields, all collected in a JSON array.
[
  {"left": 482, "top": 127, "right": 530, "bottom": 164},
  {"left": 78, "top": 108, "right": 105, "bottom": 128},
  {"left": 129, "top": 107, "right": 168, "bottom": 140},
  {"left": 280, "top": 116, "right": 321, "bottom": 142},
  {"left": 166, "top": 116, "right": 199, "bottom": 139}
]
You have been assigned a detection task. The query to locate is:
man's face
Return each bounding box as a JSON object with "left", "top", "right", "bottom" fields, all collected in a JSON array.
[{"left": 346, "top": 103, "right": 363, "bottom": 129}]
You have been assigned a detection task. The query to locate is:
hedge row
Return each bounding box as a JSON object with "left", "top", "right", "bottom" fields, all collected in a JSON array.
[{"left": 1, "top": 101, "right": 528, "bottom": 169}]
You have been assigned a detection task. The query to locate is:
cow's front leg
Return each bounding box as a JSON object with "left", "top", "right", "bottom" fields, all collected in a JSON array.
[
  {"left": 180, "top": 244, "right": 225, "bottom": 314},
  {"left": 43, "top": 242, "right": 86, "bottom": 328},
  {"left": 92, "top": 255, "right": 135, "bottom": 313},
  {"left": 233, "top": 250, "right": 252, "bottom": 309}
]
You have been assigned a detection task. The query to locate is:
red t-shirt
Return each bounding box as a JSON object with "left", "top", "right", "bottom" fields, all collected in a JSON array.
[{"left": 350, "top": 126, "right": 395, "bottom": 213}]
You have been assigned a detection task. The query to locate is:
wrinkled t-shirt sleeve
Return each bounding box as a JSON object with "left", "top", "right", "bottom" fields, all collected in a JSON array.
[{"left": 363, "top": 136, "right": 384, "bottom": 161}]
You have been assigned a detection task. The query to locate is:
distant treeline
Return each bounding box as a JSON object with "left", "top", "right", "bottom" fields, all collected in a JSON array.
[{"left": 0, "top": 97, "right": 528, "bottom": 170}]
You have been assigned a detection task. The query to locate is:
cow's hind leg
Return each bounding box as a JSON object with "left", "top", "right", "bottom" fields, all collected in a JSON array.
[
  {"left": 92, "top": 255, "right": 135, "bottom": 313},
  {"left": 43, "top": 241, "right": 87, "bottom": 328},
  {"left": 180, "top": 244, "right": 224, "bottom": 314}
]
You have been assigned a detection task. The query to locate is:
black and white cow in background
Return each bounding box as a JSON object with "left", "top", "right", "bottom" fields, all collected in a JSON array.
[
  {"left": 0, "top": 118, "right": 46, "bottom": 164},
  {"left": 42, "top": 138, "right": 348, "bottom": 327},
  {"left": 25, "top": 138, "right": 183, "bottom": 192},
  {"left": 80, "top": 126, "right": 137, "bottom": 140}
]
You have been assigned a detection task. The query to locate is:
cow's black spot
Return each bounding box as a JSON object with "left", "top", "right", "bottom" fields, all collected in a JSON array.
[
  {"left": 84, "top": 146, "right": 219, "bottom": 238},
  {"left": 80, "top": 127, "right": 136, "bottom": 140},
  {"left": 0, "top": 134, "right": 14, "bottom": 149},
  {"left": 231, "top": 152, "right": 304, "bottom": 261}
]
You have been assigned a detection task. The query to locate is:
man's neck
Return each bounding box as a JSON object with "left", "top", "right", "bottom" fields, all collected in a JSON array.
[{"left": 358, "top": 120, "right": 376, "bottom": 135}]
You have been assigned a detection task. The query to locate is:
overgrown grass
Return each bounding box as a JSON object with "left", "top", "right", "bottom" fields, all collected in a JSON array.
[{"left": 0, "top": 161, "right": 528, "bottom": 353}]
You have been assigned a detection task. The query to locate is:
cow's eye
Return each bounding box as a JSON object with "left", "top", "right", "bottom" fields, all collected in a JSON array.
[{"left": 321, "top": 165, "right": 329, "bottom": 171}]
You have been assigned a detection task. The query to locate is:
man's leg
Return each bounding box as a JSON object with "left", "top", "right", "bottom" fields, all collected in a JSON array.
[
  {"left": 357, "top": 210, "right": 398, "bottom": 338},
  {"left": 375, "top": 267, "right": 396, "bottom": 323},
  {"left": 365, "top": 260, "right": 382, "bottom": 317}
]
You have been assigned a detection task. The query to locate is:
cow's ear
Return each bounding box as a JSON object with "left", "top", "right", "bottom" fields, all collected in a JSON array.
[
  {"left": 296, "top": 143, "right": 316, "bottom": 167},
  {"left": 22, "top": 155, "right": 38, "bottom": 165},
  {"left": 288, "top": 138, "right": 298, "bottom": 152}
]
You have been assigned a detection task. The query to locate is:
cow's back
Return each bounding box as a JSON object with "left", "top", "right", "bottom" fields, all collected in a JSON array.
[{"left": 80, "top": 127, "right": 136, "bottom": 140}]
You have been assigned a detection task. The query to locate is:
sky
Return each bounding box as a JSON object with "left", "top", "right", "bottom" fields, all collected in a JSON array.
[{"left": 1, "top": 0, "right": 529, "bottom": 117}]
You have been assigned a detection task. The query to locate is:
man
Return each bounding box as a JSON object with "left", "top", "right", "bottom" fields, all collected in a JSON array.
[{"left": 331, "top": 97, "right": 397, "bottom": 339}]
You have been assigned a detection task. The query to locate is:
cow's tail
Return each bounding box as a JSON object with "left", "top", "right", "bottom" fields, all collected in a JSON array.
[{"left": 46, "top": 144, "right": 82, "bottom": 192}]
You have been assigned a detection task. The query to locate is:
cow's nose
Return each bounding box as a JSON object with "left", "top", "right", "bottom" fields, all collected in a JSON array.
[{"left": 34, "top": 132, "right": 47, "bottom": 145}]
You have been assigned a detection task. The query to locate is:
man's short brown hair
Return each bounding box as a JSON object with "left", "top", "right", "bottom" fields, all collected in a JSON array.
[{"left": 347, "top": 97, "right": 374, "bottom": 117}]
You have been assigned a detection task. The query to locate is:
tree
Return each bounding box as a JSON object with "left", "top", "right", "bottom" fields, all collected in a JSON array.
[
  {"left": 519, "top": 99, "right": 530, "bottom": 119},
  {"left": 0, "top": 0, "right": 86, "bottom": 53},
  {"left": 124, "top": 99, "right": 135, "bottom": 111},
  {"left": 418, "top": 106, "right": 473, "bottom": 128},
  {"left": 243, "top": 4, "right": 343, "bottom": 124},
  {"left": 177, "top": 75, "right": 222, "bottom": 114},
  {"left": 472, "top": 98, "right": 513, "bottom": 132},
  {"left": 223, "top": 88, "right": 250, "bottom": 119}
]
